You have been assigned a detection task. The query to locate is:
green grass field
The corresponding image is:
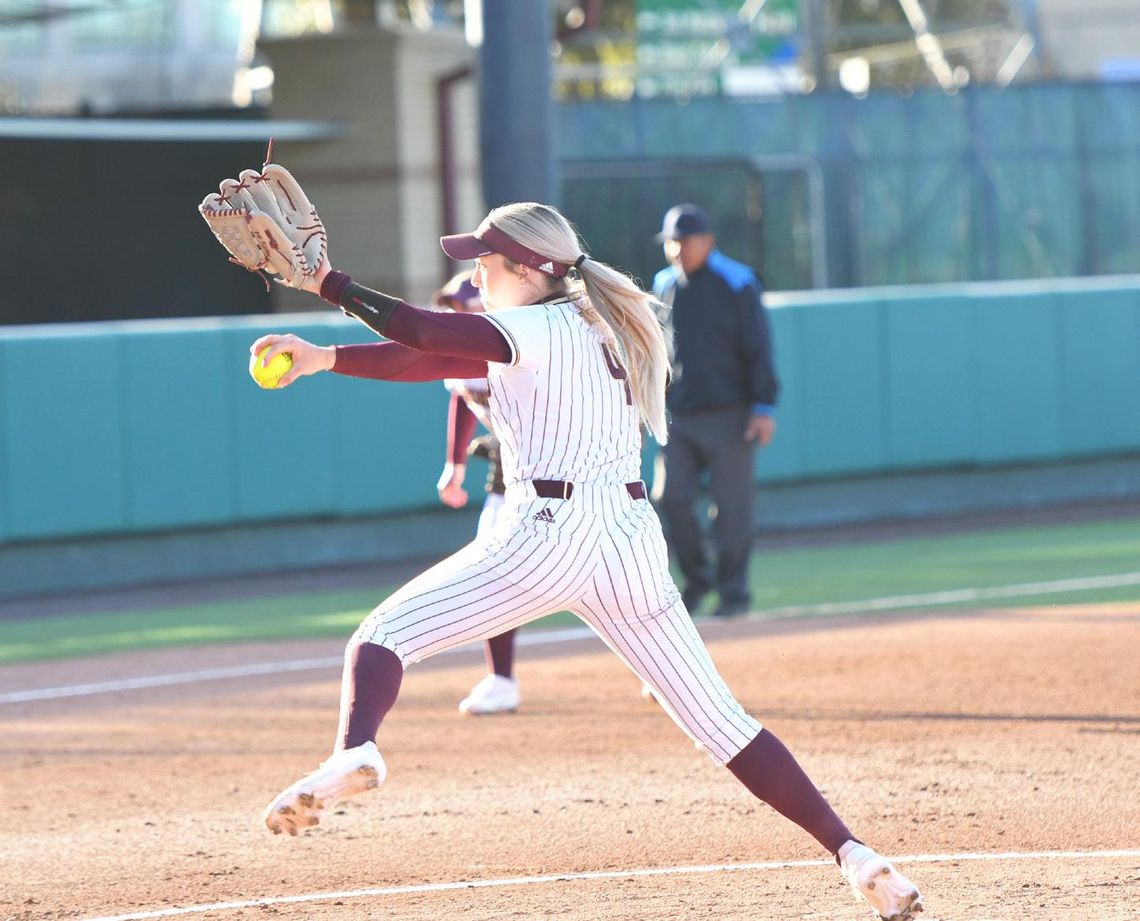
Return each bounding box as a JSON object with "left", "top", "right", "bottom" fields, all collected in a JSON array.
[{"left": 1, "top": 516, "right": 1137, "bottom": 664}]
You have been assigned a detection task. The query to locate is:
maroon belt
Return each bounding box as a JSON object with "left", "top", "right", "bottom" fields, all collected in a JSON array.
[{"left": 532, "top": 479, "right": 646, "bottom": 501}]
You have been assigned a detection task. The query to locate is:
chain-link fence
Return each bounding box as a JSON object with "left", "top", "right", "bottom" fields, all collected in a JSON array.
[{"left": 560, "top": 81, "right": 1140, "bottom": 291}]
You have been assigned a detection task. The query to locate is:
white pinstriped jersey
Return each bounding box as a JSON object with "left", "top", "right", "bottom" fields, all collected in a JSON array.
[
  {"left": 481, "top": 298, "right": 642, "bottom": 487},
  {"left": 351, "top": 294, "right": 763, "bottom": 766}
]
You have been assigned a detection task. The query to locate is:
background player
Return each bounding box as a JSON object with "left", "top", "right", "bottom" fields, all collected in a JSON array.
[
  {"left": 433, "top": 272, "right": 519, "bottom": 715},
  {"left": 251, "top": 201, "right": 924, "bottom": 921}
]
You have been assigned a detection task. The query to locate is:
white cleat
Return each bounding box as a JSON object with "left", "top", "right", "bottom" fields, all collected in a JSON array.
[
  {"left": 458, "top": 674, "right": 520, "bottom": 715},
  {"left": 263, "top": 741, "right": 386, "bottom": 836},
  {"left": 838, "top": 842, "right": 924, "bottom": 921}
]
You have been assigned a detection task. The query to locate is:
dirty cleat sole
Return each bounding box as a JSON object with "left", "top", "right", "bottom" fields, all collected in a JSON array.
[
  {"left": 263, "top": 741, "right": 386, "bottom": 836},
  {"left": 839, "top": 842, "right": 924, "bottom": 921}
]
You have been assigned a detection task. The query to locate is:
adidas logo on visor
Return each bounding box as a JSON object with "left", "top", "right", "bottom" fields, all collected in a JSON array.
[{"left": 538, "top": 261, "right": 555, "bottom": 274}]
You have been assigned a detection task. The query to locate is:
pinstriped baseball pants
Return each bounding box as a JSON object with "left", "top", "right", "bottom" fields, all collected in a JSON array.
[{"left": 350, "top": 482, "right": 762, "bottom": 765}]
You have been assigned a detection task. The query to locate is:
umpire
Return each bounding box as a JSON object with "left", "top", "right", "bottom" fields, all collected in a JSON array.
[{"left": 652, "top": 204, "right": 779, "bottom": 618}]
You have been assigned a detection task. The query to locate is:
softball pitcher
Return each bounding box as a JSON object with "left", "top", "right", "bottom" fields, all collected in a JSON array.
[{"left": 250, "top": 203, "right": 923, "bottom": 920}]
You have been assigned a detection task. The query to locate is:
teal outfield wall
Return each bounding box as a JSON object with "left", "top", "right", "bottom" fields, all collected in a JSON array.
[
  {"left": 0, "top": 275, "right": 1138, "bottom": 548},
  {"left": 758, "top": 276, "right": 1140, "bottom": 482},
  {"left": 0, "top": 314, "right": 448, "bottom": 545}
]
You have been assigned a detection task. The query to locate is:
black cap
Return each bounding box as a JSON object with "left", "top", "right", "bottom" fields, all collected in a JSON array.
[{"left": 655, "top": 203, "right": 711, "bottom": 241}]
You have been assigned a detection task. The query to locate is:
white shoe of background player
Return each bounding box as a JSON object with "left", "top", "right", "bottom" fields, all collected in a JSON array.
[
  {"left": 838, "top": 841, "right": 924, "bottom": 920},
  {"left": 263, "top": 741, "right": 386, "bottom": 836},
  {"left": 459, "top": 674, "right": 520, "bottom": 715}
]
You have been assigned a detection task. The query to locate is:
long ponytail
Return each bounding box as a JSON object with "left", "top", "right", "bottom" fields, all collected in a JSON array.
[{"left": 488, "top": 203, "right": 671, "bottom": 445}]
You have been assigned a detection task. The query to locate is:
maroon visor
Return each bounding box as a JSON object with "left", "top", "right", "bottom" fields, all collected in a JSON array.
[{"left": 440, "top": 221, "right": 571, "bottom": 278}]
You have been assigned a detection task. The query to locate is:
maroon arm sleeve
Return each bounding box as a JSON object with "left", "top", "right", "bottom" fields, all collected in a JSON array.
[
  {"left": 332, "top": 341, "right": 488, "bottom": 382},
  {"left": 446, "top": 393, "right": 479, "bottom": 464},
  {"left": 384, "top": 303, "right": 511, "bottom": 363},
  {"left": 321, "top": 270, "right": 511, "bottom": 364}
]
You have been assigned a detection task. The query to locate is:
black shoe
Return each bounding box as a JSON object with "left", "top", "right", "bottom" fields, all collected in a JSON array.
[
  {"left": 682, "top": 587, "right": 709, "bottom": 614},
  {"left": 712, "top": 600, "right": 750, "bottom": 618}
]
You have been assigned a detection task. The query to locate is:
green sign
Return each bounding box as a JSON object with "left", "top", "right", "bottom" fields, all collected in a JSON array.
[{"left": 636, "top": 0, "right": 801, "bottom": 96}]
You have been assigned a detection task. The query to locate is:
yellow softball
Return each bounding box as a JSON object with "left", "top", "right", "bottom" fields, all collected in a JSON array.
[{"left": 250, "top": 346, "right": 293, "bottom": 389}]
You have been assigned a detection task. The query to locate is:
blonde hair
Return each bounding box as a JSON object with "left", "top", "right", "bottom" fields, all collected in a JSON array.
[{"left": 487, "top": 202, "right": 671, "bottom": 445}]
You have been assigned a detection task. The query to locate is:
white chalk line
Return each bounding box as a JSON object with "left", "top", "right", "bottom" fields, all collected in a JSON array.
[
  {"left": 756, "top": 571, "right": 1140, "bottom": 620},
  {"left": 3, "top": 571, "right": 1137, "bottom": 705},
  {"left": 77, "top": 849, "right": 1140, "bottom": 921},
  {"left": 0, "top": 628, "right": 594, "bottom": 703}
]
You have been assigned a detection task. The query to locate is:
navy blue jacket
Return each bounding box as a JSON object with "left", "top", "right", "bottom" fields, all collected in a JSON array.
[{"left": 653, "top": 249, "right": 779, "bottom": 415}]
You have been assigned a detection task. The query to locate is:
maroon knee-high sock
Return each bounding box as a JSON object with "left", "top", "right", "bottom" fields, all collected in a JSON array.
[
  {"left": 726, "top": 729, "right": 854, "bottom": 855},
  {"left": 338, "top": 642, "right": 403, "bottom": 751},
  {"left": 485, "top": 629, "right": 517, "bottom": 678}
]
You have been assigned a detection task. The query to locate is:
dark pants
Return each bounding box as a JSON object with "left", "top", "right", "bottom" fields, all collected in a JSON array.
[{"left": 659, "top": 405, "right": 755, "bottom": 607}]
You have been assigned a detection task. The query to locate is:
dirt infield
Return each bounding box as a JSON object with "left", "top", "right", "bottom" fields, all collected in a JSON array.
[{"left": 2, "top": 603, "right": 1137, "bottom": 921}]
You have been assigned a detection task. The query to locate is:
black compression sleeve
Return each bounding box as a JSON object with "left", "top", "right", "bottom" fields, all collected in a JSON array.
[
  {"left": 338, "top": 283, "right": 401, "bottom": 337},
  {"left": 320, "top": 270, "right": 401, "bottom": 337}
]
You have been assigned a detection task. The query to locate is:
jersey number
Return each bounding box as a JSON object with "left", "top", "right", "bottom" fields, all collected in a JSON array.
[{"left": 601, "top": 344, "right": 633, "bottom": 405}]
